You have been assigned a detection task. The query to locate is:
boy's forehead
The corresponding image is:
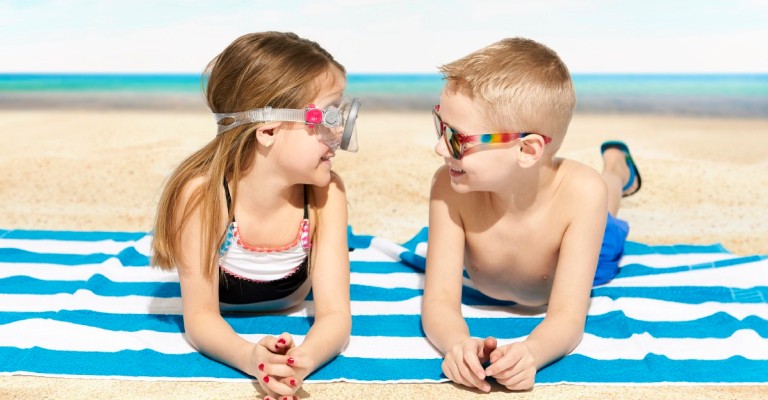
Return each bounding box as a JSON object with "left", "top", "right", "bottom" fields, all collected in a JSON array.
[{"left": 438, "top": 88, "right": 488, "bottom": 130}]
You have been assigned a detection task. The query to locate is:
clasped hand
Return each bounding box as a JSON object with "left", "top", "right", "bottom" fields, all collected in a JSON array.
[
  {"left": 253, "top": 332, "right": 309, "bottom": 400},
  {"left": 442, "top": 336, "right": 536, "bottom": 392}
]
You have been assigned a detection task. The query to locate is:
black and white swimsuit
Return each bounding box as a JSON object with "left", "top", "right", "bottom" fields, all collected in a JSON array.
[{"left": 217, "top": 180, "right": 312, "bottom": 310}]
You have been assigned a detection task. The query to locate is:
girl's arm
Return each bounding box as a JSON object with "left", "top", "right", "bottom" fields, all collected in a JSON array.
[
  {"left": 290, "top": 173, "right": 352, "bottom": 375},
  {"left": 174, "top": 177, "right": 262, "bottom": 377}
]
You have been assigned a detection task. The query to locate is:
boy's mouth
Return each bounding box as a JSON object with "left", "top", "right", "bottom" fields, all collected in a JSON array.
[{"left": 449, "top": 167, "right": 465, "bottom": 176}]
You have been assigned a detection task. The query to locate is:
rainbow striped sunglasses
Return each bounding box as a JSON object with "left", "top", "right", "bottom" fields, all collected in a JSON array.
[{"left": 433, "top": 105, "right": 552, "bottom": 160}]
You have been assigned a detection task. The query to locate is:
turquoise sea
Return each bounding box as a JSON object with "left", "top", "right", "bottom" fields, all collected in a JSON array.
[{"left": 1, "top": 73, "right": 767, "bottom": 117}]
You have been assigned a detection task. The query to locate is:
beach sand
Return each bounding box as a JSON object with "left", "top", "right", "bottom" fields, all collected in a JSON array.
[{"left": 1, "top": 109, "right": 767, "bottom": 399}]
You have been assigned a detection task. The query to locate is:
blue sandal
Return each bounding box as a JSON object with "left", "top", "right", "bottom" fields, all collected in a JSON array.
[{"left": 600, "top": 141, "right": 641, "bottom": 197}]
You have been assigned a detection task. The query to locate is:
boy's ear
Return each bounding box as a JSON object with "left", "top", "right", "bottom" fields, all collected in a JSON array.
[
  {"left": 517, "top": 135, "right": 546, "bottom": 168},
  {"left": 255, "top": 122, "right": 282, "bottom": 148}
]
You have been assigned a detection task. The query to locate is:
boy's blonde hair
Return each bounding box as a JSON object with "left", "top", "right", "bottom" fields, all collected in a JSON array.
[
  {"left": 440, "top": 37, "right": 575, "bottom": 151},
  {"left": 152, "top": 32, "right": 344, "bottom": 278}
]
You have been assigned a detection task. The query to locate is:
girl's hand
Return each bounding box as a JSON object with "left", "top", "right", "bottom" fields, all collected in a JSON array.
[
  {"left": 441, "top": 336, "right": 497, "bottom": 392},
  {"left": 485, "top": 341, "right": 537, "bottom": 391},
  {"left": 254, "top": 333, "right": 300, "bottom": 398}
]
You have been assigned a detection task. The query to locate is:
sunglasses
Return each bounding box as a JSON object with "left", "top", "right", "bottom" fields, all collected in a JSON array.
[{"left": 432, "top": 105, "right": 552, "bottom": 160}]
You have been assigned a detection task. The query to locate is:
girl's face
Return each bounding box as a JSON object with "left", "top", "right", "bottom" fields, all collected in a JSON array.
[{"left": 275, "top": 69, "right": 347, "bottom": 187}]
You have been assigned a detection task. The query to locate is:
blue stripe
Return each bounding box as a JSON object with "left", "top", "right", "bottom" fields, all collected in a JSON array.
[
  {"left": 0, "top": 275, "right": 180, "bottom": 297},
  {"left": 350, "top": 284, "right": 421, "bottom": 301},
  {"left": 3, "top": 311, "right": 765, "bottom": 339},
  {"left": 0, "top": 346, "right": 765, "bottom": 383},
  {"left": 348, "top": 226, "right": 373, "bottom": 249},
  {"left": 537, "top": 355, "right": 768, "bottom": 383},
  {"left": 592, "top": 286, "right": 768, "bottom": 304},
  {"left": 617, "top": 254, "right": 767, "bottom": 277},
  {"left": 350, "top": 261, "right": 418, "bottom": 273},
  {"left": 0, "top": 229, "right": 148, "bottom": 242},
  {"left": 0, "top": 247, "right": 149, "bottom": 266},
  {"left": 623, "top": 241, "right": 730, "bottom": 256},
  {"left": 4, "top": 269, "right": 766, "bottom": 305}
]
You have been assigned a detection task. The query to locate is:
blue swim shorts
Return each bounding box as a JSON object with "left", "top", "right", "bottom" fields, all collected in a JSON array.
[{"left": 594, "top": 213, "right": 629, "bottom": 286}]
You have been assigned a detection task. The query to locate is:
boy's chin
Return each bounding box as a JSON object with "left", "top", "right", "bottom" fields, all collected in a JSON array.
[{"left": 449, "top": 179, "right": 475, "bottom": 194}]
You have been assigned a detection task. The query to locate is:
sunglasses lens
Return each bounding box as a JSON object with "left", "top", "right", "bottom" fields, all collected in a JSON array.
[
  {"left": 432, "top": 112, "right": 443, "bottom": 139},
  {"left": 448, "top": 130, "right": 463, "bottom": 159}
]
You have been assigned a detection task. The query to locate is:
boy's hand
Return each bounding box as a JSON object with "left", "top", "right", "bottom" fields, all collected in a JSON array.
[
  {"left": 485, "top": 341, "right": 537, "bottom": 391},
  {"left": 442, "top": 336, "right": 497, "bottom": 392},
  {"left": 254, "top": 333, "right": 302, "bottom": 399}
]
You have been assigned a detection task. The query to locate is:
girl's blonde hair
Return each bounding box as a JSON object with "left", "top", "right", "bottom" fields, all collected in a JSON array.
[
  {"left": 440, "top": 37, "right": 575, "bottom": 152},
  {"left": 152, "top": 32, "right": 344, "bottom": 278}
]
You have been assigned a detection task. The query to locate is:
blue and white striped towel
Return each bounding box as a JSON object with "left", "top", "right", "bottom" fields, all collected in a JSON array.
[{"left": 1, "top": 227, "right": 767, "bottom": 384}]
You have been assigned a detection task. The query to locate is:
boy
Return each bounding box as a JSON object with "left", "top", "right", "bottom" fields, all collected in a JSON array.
[{"left": 421, "top": 37, "right": 641, "bottom": 392}]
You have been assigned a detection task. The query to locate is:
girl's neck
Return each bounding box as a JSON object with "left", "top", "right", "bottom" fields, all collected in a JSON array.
[{"left": 234, "top": 167, "right": 302, "bottom": 215}]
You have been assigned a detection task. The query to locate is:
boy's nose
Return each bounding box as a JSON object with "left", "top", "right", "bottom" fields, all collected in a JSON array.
[{"left": 434, "top": 136, "right": 450, "bottom": 158}]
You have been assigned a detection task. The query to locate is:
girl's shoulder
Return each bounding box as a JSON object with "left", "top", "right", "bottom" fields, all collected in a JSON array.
[
  {"left": 177, "top": 174, "right": 214, "bottom": 203},
  {"left": 310, "top": 171, "right": 346, "bottom": 201}
]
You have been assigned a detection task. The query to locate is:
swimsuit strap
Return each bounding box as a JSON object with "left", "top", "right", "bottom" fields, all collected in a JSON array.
[
  {"left": 303, "top": 185, "right": 309, "bottom": 219},
  {"left": 223, "top": 177, "right": 233, "bottom": 214}
]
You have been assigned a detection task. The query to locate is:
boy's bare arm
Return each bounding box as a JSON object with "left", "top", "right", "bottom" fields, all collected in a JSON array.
[
  {"left": 524, "top": 171, "right": 608, "bottom": 369},
  {"left": 422, "top": 167, "right": 471, "bottom": 352}
]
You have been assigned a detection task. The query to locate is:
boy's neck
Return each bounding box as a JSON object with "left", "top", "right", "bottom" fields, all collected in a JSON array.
[{"left": 488, "top": 157, "right": 560, "bottom": 214}]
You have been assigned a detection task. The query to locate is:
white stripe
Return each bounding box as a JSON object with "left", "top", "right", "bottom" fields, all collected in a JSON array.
[
  {"left": 0, "top": 236, "right": 152, "bottom": 256},
  {"left": 0, "top": 261, "right": 178, "bottom": 282},
  {"left": 1, "top": 319, "right": 193, "bottom": 354},
  {"left": 350, "top": 272, "right": 423, "bottom": 289},
  {"left": 0, "top": 292, "right": 183, "bottom": 314},
  {"left": 414, "top": 242, "right": 428, "bottom": 258},
  {"left": 589, "top": 296, "right": 768, "bottom": 321},
  {"left": 608, "top": 260, "right": 768, "bottom": 288},
  {"left": 349, "top": 245, "right": 400, "bottom": 262},
  {"left": 368, "top": 237, "right": 407, "bottom": 260},
  {"left": 572, "top": 330, "right": 768, "bottom": 360},
  {"left": 619, "top": 253, "right": 737, "bottom": 268},
  {"left": 1, "top": 319, "right": 766, "bottom": 361}
]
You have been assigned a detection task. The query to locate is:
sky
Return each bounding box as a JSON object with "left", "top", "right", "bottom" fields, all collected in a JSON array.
[{"left": 1, "top": 0, "right": 767, "bottom": 74}]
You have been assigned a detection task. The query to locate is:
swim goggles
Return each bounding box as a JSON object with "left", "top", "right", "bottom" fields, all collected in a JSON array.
[
  {"left": 214, "top": 97, "right": 361, "bottom": 152},
  {"left": 432, "top": 105, "right": 551, "bottom": 160}
]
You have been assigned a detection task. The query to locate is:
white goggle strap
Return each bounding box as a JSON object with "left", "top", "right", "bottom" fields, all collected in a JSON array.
[{"left": 214, "top": 107, "right": 306, "bottom": 135}]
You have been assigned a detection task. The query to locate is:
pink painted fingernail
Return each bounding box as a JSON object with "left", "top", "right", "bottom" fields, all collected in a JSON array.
[
  {"left": 287, "top": 357, "right": 295, "bottom": 365},
  {"left": 258, "top": 363, "right": 264, "bottom": 371},
  {"left": 263, "top": 375, "right": 270, "bottom": 383},
  {"left": 290, "top": 379, "right": 296, "bottom": 387},
  {"left": 278, "top": 338, "right": 286, "bottom": 345}
]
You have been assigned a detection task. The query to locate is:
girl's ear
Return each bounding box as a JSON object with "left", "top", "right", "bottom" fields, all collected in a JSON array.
[
  {"left": 517, "top": 135, "right": 546, "bottom": 168},
  {"left": 255, "top": 122, "right": 282, "bottom": 148}
]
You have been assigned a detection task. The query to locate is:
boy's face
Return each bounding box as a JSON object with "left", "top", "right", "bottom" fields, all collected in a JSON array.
[{"left": 435, "top": 88, "right": 522, "bottom": 193}]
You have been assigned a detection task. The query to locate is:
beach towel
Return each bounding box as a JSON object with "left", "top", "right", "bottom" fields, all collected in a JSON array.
[{"left": 1, "top": 227, "right": 767, "bottom": 384}]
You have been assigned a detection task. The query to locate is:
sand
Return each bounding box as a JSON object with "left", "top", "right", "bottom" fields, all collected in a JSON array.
[{"left": 1, "top": 109, "right": 767, "bottom": 399}]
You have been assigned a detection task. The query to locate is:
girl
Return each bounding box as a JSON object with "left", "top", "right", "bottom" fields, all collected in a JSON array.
[{"left": 152, "top": 32, "right": 356, "bottom": 400}]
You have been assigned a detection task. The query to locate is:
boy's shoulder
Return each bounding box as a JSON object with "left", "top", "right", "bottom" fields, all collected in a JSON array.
[{"left": 551, "top": 158, "right": 607, "bottom": 208}]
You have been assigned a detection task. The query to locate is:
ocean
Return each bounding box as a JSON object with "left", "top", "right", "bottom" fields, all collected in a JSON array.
[{"left": 1, "top": 73, "right": 767, "bottom": 117}]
